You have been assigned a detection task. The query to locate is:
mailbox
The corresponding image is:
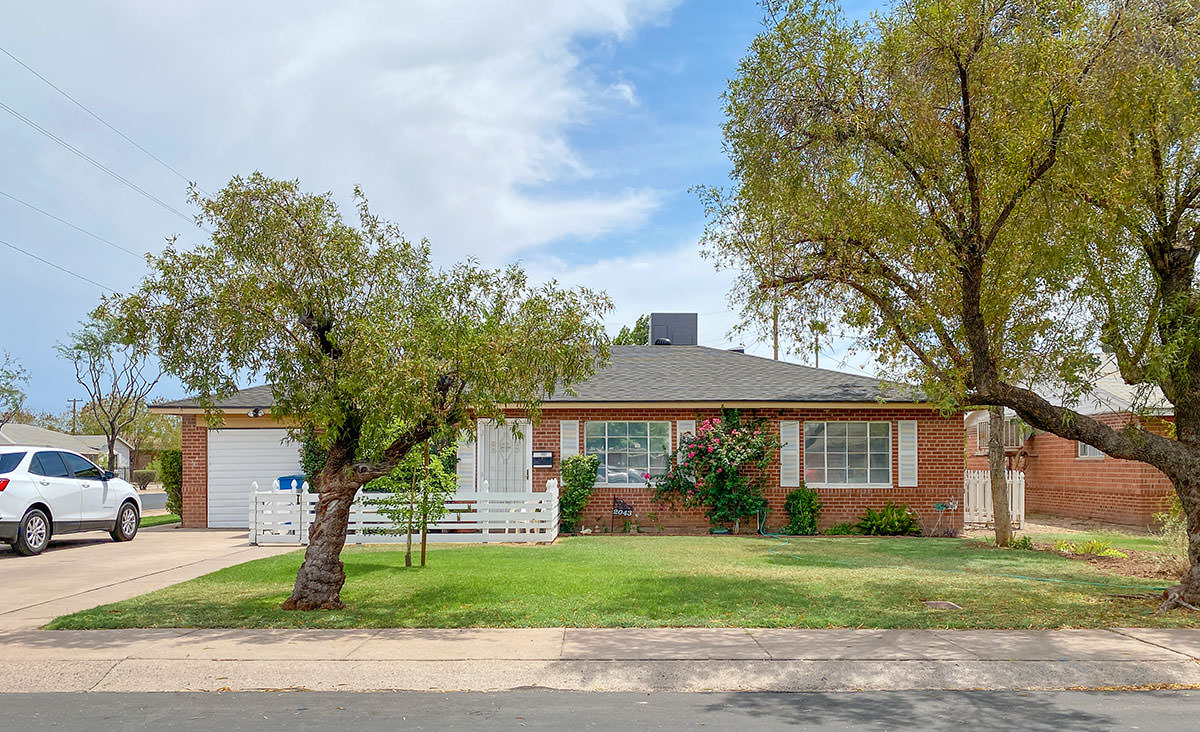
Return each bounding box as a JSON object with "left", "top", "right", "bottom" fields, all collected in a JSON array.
[{"left": 531, "top": 451, "right": 553, "bottom": 469}]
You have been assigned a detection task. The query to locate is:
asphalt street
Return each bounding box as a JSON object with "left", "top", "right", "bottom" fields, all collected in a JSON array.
[{"left": 3, "top": 690, "right": 1197, "bottom": 730}]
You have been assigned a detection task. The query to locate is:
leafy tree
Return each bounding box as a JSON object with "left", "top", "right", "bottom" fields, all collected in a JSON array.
[
  {"left": 112, "top": 173, "right": 610, "bottom": 609},
  {"left": 58, "top": 315, "right": 161, "bottom": 471},
  {"left": 370, "top": 443, "right": 458, "bottom": 567},
  {"left": 0, "top": 351, "right": 28, "bottom": 429},
  {"left": 613, "top": 314, "right": 649, "bottom": 345},
  {"left": 707, "top": 0, "right": 1200, "bottom": 606}
]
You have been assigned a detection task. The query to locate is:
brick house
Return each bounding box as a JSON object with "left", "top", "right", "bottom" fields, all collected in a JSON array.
[
  {"left": 963, "top": 367, "right": 1175, "bottom": 528},
  {"left": 154, "top": 345, "right": 965, "bottom": 533}
]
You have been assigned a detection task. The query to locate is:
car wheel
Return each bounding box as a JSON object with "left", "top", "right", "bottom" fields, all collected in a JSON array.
[
  {"left": 110, "top": 502, "right": 139, "bottom": 542},
  {"left": 14, "top": 508, "right": 50, "bottom": 556}
]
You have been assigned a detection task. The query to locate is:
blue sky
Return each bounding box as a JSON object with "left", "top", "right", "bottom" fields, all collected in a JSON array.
[{"left": 2, "top": 0, "right": 881, "bottom": 414}]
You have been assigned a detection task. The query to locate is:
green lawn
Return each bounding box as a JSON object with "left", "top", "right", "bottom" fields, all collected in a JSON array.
[
  {"left": 48, "top": 536, "right": 1196, "bottom": 630},
  {"left": 140, "top": 514, "right": 180, "bottom": 528},
  {"left": 1020, "top": 528, "right": 1168, "bottom": 554}
]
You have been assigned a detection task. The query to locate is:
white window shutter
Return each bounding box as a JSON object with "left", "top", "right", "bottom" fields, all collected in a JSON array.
[
  {"left": 677, "top": 420, "right": 696, "bottom": 446},
  {"left": 780, "top": 420, "right": 800, "bottom": 488},
  {"left": 456, "top": 431, "right": 476, "bottom": 492},
  {"left": 898, "top": 420, "right": 918, "bottom": 487},
  {"left": 559, "top": 420, "right": 579, "bottom": 461}
]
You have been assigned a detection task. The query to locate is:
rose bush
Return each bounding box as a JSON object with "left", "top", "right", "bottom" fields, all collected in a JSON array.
[{"left": 654, "top": 409, "right": 779, "bottom": 531}]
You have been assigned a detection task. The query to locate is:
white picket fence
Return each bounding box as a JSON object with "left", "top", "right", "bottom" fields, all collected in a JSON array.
[
  {"left": 963, "top": 469, "right": 1025, "bottom": 528},
  {"left": 249, "top": 480, "right": 559, "bottom": 546}
]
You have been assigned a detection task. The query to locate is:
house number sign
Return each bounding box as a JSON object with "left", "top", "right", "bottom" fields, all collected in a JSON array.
[{"left": 611, "top": 498, "right": 634, "bottom": 517}]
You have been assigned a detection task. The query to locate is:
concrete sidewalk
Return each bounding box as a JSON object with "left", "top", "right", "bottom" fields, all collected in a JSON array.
[{"left": 2, "top": 627, "right": 1199, "bottom": 693}]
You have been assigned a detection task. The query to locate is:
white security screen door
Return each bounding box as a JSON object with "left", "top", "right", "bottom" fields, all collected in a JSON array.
[{"left": 476, "top": 419, "right": 531, "bottom": 493}]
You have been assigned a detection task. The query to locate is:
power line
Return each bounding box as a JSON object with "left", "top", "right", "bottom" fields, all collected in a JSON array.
[
  {"left": 0, "top": 237, "right": 116, "bottom": 293},
  {"left": 0, "top": 43, "right": 196, "bottom": 189},
  {"left": 0, "top": 98, "right": 200, "bottom": 228},
  {"left": 0, "top": 189, "right": 143, "bottom": 260}
]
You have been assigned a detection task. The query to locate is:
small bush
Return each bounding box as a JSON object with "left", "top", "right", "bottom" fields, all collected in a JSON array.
[
  {"left": 159, "top": 448, "right": 182, "bottom": 517},
  {"left": 854, "top": 502, "right": 922, "bottom": 536},
  {"left": 1053, "top": 538, "right": 1127, "bottom": 558},
  {"left": 1153, "top": 493, "right": 1189, "bottom": 575},
  {"left": 559, "top": 453, "right": 599, "bottom": 532},
  {"left": 824, "top": 522, "right": 861, "bottom": 535},
  {"left": 1009, "top": 535, "right": 1034, "bottom": 550},
  {"left": 783, "top": 484, "right": 821, "bottom": 535},
  {"left": 131, "top": 469, "right": 156, "bottom": 491}
]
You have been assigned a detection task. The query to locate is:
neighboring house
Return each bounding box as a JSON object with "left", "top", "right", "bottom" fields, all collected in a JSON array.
[
  {"left": 153, "top": 319, "right": 966, "bottom": 533},
  {"left": 76, "top": 435, "right": 133, "bottom": 475},
  {"left": 0, "top": 423, "right": 104, "bottom": 464},
  {"left": 964, "top": 361, "right": 1174, "bottom": 528}
]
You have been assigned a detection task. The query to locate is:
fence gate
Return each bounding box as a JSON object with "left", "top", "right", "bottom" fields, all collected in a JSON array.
[{"left": 963, "top": 469, "right": 1025, "bottom": 528}]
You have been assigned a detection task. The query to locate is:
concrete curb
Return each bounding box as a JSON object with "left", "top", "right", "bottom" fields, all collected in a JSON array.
[
  {"left": 5, "top": 658, "right": 1200, "bottom": 693},
  {"left": 3, "top": 627, "right": 1200, "bottom": 693}
]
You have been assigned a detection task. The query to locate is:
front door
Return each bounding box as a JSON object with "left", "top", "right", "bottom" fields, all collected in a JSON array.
[{"left": 476, "top": 420, "right": 531, "bottom": 493}]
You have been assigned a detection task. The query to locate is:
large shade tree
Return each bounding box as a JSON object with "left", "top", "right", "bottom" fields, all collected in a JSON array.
[
  {"left": 706, "top": 0, "right": 1200, "bottom": 607},
  {"left": 113, "top": 174, "right": 611, "bottom": 610}
]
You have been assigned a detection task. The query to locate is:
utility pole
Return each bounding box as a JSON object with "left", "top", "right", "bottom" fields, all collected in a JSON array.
[
  {"left": 772, "top": 302, "right": 779, "bottom": 361},
  {"left": 66, "top": 398, "right": 82, "bottom": 434},
  {"left": 814, "top": 334, "right": 819, "bottom": 369}
]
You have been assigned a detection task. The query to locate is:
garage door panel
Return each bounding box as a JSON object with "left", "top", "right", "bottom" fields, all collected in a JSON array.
[{"left": 207, "top": 428, "right": 302, "bottom": 528}]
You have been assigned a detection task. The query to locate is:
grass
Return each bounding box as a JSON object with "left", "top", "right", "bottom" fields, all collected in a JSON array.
[
  {"left": 139, "top": 513, "right": 180, "bottom": 528},
  {"left": 47, "top": 535, "right": 1198, "bottom": 630}
]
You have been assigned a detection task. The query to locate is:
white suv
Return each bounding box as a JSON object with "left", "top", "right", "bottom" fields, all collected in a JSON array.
[{"left": 0, "top": 445, "right": 142, "bottom": 556}]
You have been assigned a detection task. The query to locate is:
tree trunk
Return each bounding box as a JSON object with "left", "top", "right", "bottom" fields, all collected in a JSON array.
[
  {"left": 404, "top": 468, "right": 415, "bottom": 568},
  {"left": 420, "top": 444, "right": 429, "bottom": 567},
  {"left": 420, "top": 510, "right": 428, "bottom": 567},
  {"left": 107, "top": 429, "right": 118, "bottom": 472},
  {"left": 281, "top": 478, "right": 357, "bottom": 610},
  {"left": 988, "top": 407, "right": 1012, "bottom": 547},
  {"left": 1160, "top": 474, "right": 1200, "bottom": 610}
]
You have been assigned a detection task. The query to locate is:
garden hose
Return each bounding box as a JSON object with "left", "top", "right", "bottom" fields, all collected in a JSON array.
[{"left": 754, "top": 510, "right": 1171, "bottom": 593}]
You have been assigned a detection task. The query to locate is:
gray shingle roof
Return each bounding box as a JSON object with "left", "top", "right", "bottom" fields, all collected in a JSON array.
[
  {"left": 550, "top": 346, "right": 913, "bottom": 403},
  {"left": 0, "top": 423, "right": 100, "bottom": 453},
  {"left": 154, "top": 346, "right": 916, "bottom": 410},
  {"left": 154, "top": 384, "right": 277, "bottom": 411}
]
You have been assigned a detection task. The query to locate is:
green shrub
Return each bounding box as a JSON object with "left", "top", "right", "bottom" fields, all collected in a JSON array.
[
  {"left": 131, "top": 469, "right": 156, "bottom": 491},
  {"left": 1053, "top": 538, "right": 1127, "bottom": 558},
  {"left": 854, "top": 502, "right": 922, "bottom": 536},
  {"left": 159, "top": 448, "right": 182, "bottom": 517},
  {"left": 783, "top": 484, "right": 821, "bottom": 535},
  {"left": 824, "top": 522, "right": 861, "bottom": 535},
  {"left": 559, "top": 453, "right": 599, "bottom": 532},
  {"left": 300, "top": 433, "right": 328, "bottom": 492},
  {"left": 1009, "top": 535, "right": 1035, "bottom": 550}
]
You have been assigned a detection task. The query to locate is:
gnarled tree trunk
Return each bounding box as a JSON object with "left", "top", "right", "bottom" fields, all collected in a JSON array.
[
  {"left": 988, "top": 407, "right": 1012, "bottom": 547},
  {"left": 281, "top": 476, "right": 359, "bottom": 610}
]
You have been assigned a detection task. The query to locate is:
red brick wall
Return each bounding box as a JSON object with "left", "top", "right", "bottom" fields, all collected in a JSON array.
[
  {"left": 960, "top": 411, "right": 1175, "bottom": 528},
  {"left": 1021, "top": 413, "right": 1174, "bottom": 528},
  {"left": 180, "top": 415, "right": 208, "bottom": 528},
  {"left": 506, "top": 405, "right": 964, "bottom": 535}
]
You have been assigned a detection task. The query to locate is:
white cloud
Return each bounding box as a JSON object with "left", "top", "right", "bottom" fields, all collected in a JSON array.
[{"left": 1, "top": 0, "right": 681, "bottom": 410}]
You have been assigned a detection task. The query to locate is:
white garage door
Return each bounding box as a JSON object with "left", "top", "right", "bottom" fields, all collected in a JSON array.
[{"left": 207, "top": 428, "right": 302, "bottom": 528}]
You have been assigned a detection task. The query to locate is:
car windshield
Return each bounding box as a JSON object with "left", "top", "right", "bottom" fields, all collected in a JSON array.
[{"left": 0, "top": 452, "right": 25, "bottom": 474}]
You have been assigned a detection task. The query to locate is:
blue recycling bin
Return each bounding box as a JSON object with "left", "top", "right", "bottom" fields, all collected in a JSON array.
[{"left": 277, "top": 474, "right": 307, "bottom": 492}]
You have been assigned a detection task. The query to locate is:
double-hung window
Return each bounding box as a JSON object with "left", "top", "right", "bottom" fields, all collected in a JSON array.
[
  {"left": 804, "top": 421, "right": 891, "bottom": 485},
  {"left": 584, "top": 421, "right": 671, "bottom": 485}
]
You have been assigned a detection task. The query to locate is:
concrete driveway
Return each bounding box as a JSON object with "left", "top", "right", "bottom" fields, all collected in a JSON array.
[{"left": 0, "top": 527, "right": 293, "bottom": 630}]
